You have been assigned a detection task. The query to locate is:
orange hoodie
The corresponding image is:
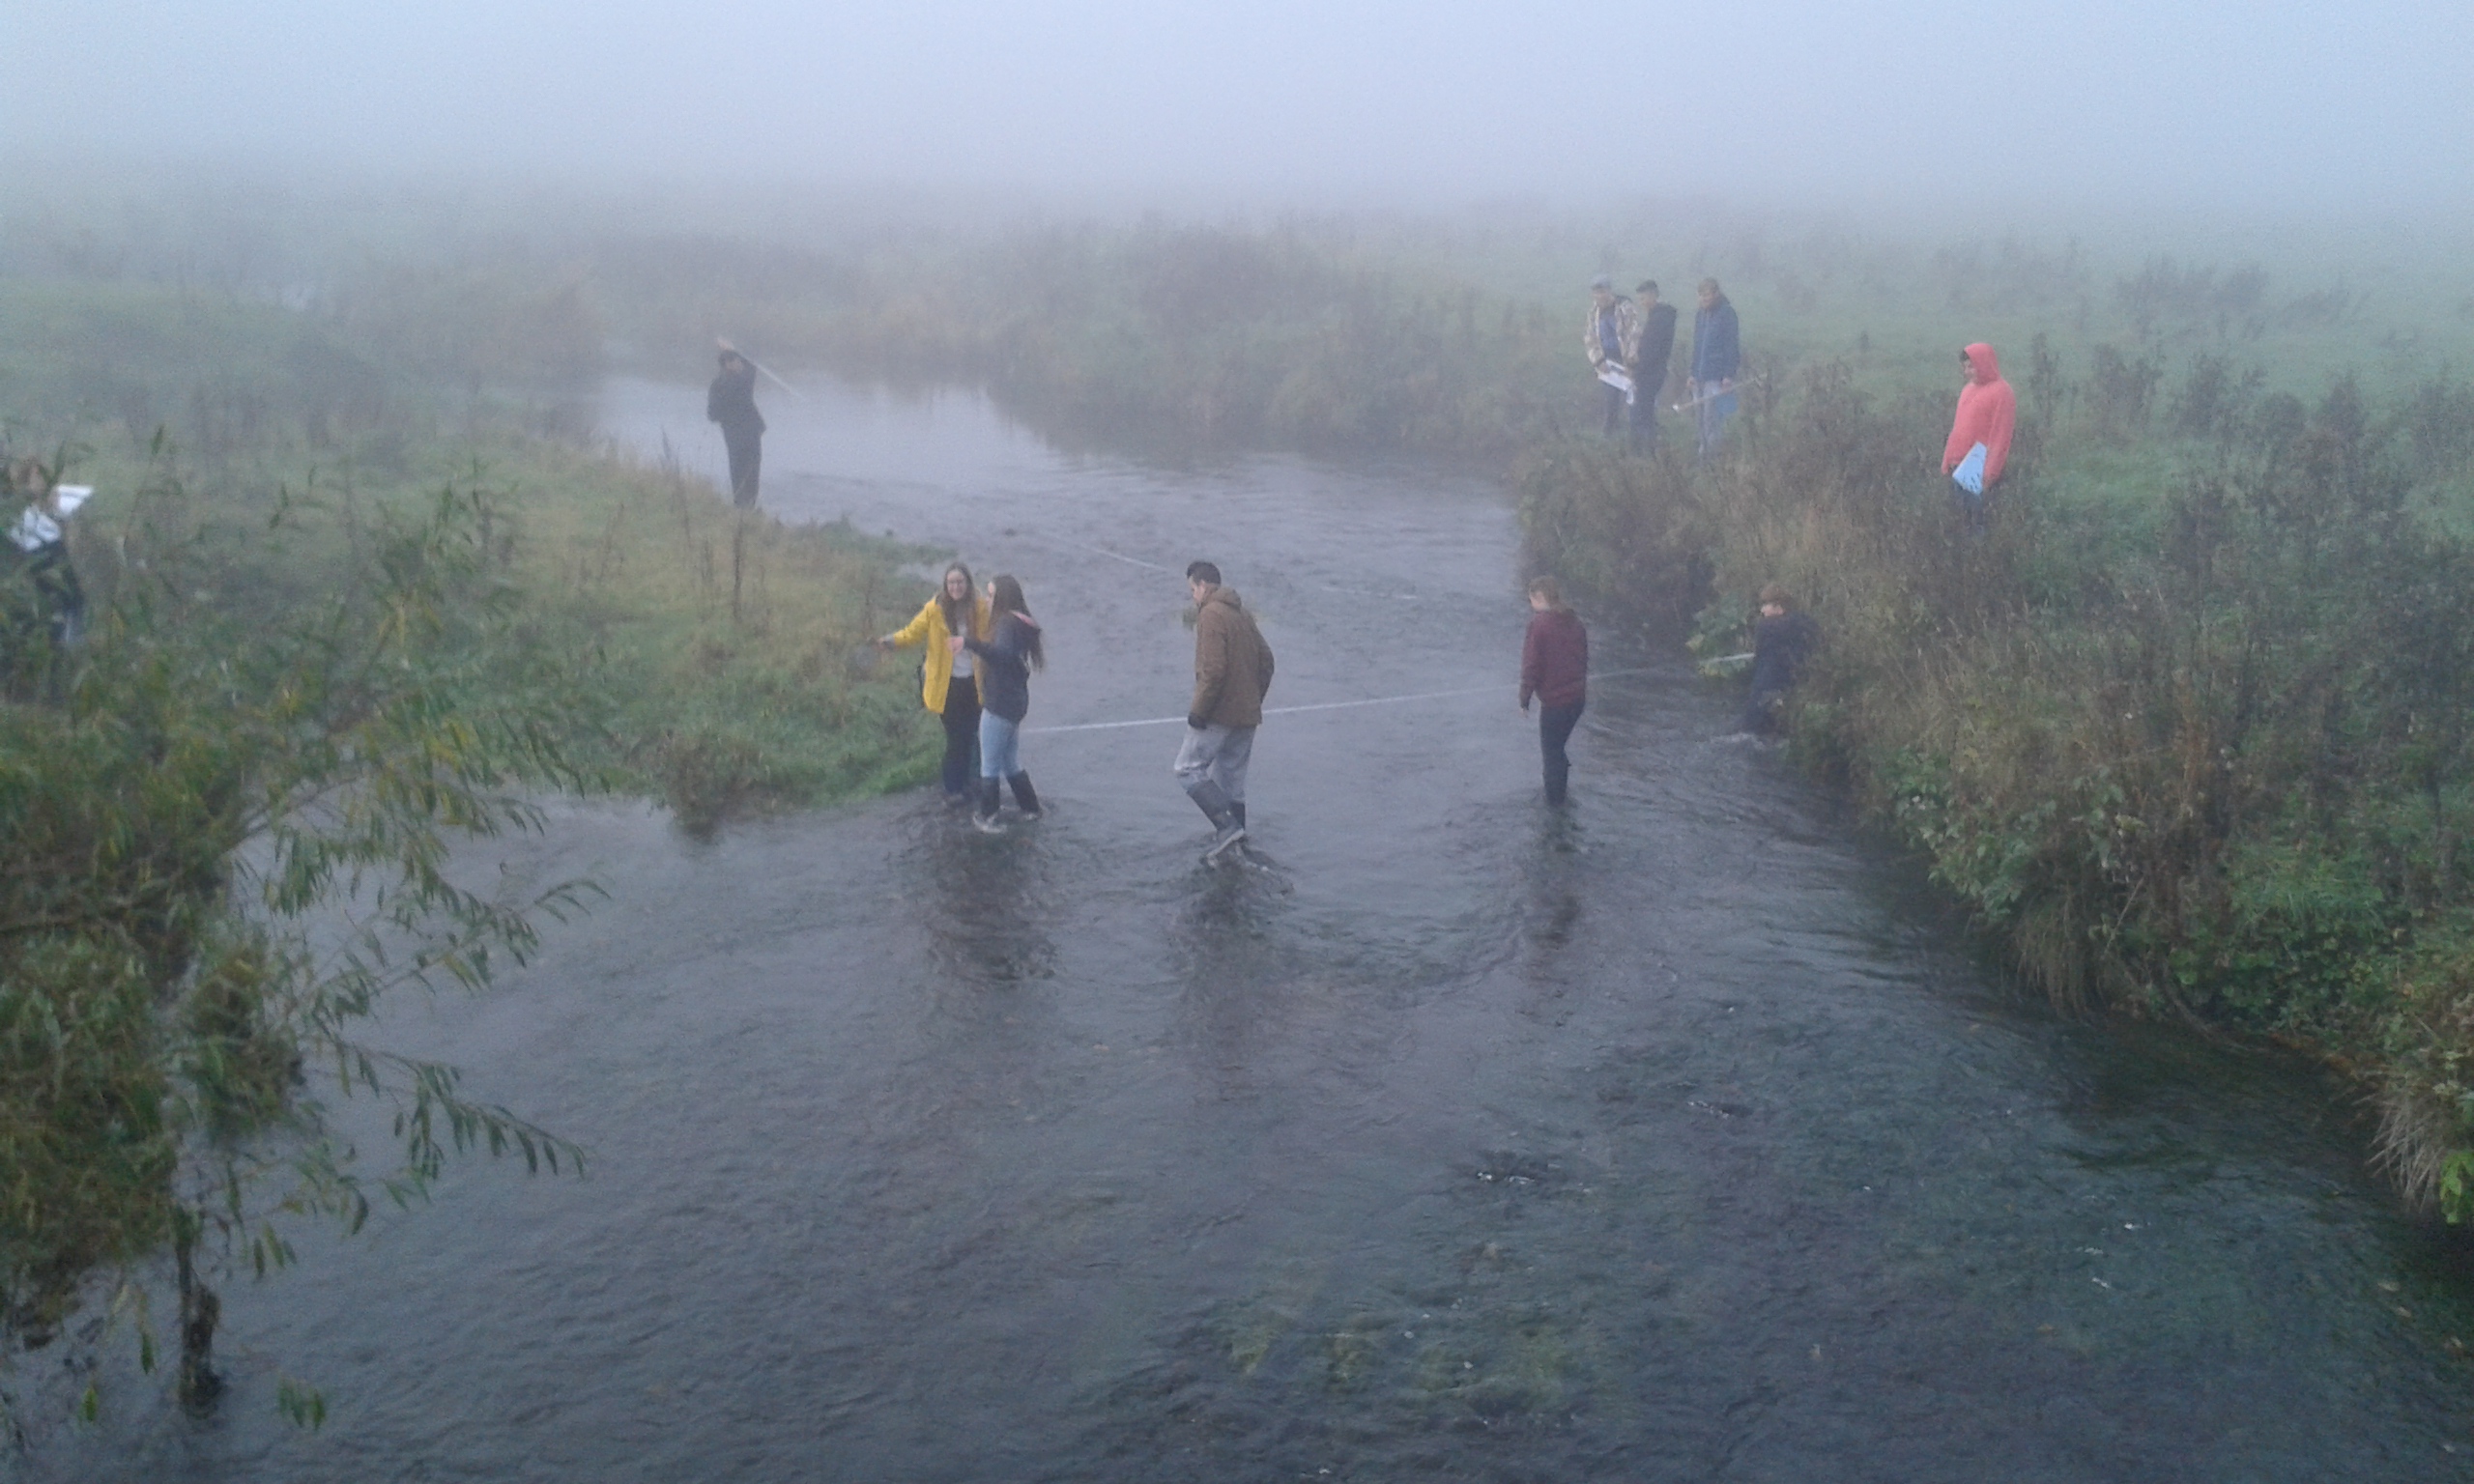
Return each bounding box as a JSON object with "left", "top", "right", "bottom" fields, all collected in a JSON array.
[{"left": 1942, "top": 343, "right": 2017, "bottom": 487}]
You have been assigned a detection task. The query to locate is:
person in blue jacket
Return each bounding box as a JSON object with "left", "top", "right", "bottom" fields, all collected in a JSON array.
[{"left": 1688, "top": 278, "right": 1741, "bottom": 464}]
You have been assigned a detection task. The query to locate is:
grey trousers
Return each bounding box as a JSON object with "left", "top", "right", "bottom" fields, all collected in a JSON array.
[{"left": 1174, "top": 723, "right": 1256, "bottom": 802}]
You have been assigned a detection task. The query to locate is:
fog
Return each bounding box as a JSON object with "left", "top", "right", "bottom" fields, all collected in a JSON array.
[{"left": 9, "top": 0, "right": 2470, "bottom": 217}]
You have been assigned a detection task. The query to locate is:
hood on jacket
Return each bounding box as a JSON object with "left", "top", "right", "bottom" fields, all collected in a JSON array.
[
  {"left": 1963, "top": 343, "right": 2003, "bottom": 384},
  {"left": 1200, "top": 585, "right": 1244, "bottom": 613}
]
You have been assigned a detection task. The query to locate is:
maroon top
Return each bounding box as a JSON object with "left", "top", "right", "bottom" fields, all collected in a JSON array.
[{"left": 1520, "top": 609, "right": 1588, "bottom": 709}]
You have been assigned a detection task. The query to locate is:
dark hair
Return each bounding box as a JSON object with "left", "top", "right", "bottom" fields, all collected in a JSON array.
[
  {"left": 1758, "top": 583, "right": 1793, "bottom": 609},
  {"left": 988, "top": 573, "right": 1045, "bottom": 670},
  {"left": 1528, "top": 574, "right": 1565, "bottom": 609},
  {"left": 1635, "top": 279, "right": 1658, "bottom": 297},
  {"left": 1185, "top": 560, "right": 1221, "bottom": 585},
  {"left": 937, "top": 562, "right": 977, "bottom": 632}
]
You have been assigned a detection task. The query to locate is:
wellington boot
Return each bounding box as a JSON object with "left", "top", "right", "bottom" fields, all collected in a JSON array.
[
  {"left": 1187, "top": 780, "right": 1236, "bottom": 827},
  {"left": 1186, "top": 780, "right": 1247, "bottom": 862},
  {"left": 1228, "top": 801, "right": 1246, "bottom": 831},
  {"left": 1009, "top": 772, "right": 1042, "bottom": 816},
  {"left": 972, "top": 778, "right": 1005, "bottom": 834}
]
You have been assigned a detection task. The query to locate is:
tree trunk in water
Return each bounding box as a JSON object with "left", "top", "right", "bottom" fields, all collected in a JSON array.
[{"left": 174, "top": 1207, "right": 223, "bottom": 1411}]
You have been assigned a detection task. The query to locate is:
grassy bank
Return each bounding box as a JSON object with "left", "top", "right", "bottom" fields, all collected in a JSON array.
[
  {"left": 1516, "top": 356, "right": 2474, "bottom": 1218},
  {"left": 2, "top": 276, "right": 939, "bottom": 826},
  {"left": 1, "top": 274, "right": 935, "bottom": 1418}
]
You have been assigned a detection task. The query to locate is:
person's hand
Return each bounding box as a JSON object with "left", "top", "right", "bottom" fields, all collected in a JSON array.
[
  {"left": 1187, "top": 714, "right": 1208, "bottom": 731},
  {"left": 1519, "top": 699, "right": 1530, "bottom": 716},
  {"left": 948, "top": 635, "right": 965, "bottom": 654},
  {"left": 874, "top": 636, "right": 894, "bottom": 650}
]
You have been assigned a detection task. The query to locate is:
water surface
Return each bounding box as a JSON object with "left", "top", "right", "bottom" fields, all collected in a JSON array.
[{"left": 54, "top": 376, "right": 2474, "bottom": 1481}]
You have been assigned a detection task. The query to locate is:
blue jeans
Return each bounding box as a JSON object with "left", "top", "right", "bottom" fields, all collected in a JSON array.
[
  {"left": 1695, "top": 381, "right": 1738, "bottom": 462},
  {"left": 979, "top": 711, "right": 1022, "bottom": 780}
]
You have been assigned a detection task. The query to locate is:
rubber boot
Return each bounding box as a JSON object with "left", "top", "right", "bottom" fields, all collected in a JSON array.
[
  {"left": 972, "top": 777, "right": 1005, "bottom": 834},
  {"left": 1008, "top": 772, "right": 1042, "bottom": 817},
  {"left": 1228, "top": 801, "right": 1245, "bottom": 831},
  {"left": 1187, "top": 781, "right": 1247, "bottom": 861}
]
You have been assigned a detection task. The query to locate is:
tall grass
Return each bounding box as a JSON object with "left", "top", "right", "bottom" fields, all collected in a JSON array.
[
  {"left": 0, "top": 260, "right": 937, "bottom": 1421},
  {"left": 1519, "top": 350, "right": 2474, "bottom": 1215}
]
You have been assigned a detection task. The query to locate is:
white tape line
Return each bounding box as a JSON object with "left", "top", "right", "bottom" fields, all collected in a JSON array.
[
  {"left": 1040, "top": 535, "right": 1182, "bottom": 574},
  {"left": 1024, "top": 667, "right": 1663, "bottom": 735}
]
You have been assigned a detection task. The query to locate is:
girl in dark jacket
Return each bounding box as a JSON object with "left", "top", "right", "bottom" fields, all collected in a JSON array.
[{"left": 961, "top": 573, "right": 1045, "bottom": 832}]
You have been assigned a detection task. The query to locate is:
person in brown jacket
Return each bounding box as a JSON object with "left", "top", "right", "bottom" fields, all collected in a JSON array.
[{"left": 1177, "top": 560, "right": 1275, "bottom": 862}]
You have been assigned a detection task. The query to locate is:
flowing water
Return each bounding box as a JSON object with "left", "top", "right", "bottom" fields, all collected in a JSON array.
[{"left": 53, "top": 378, "right": 2474, "bottom": 1481}]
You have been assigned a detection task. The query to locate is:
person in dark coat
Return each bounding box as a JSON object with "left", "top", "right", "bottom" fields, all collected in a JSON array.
[
  {"left": 962, "top": 573, "right": 1045, "bottom": 832},
  {"left": 705, "top": 343, "right": 765, "bottom": 508},
  {"left": 1518, "top": 576, "right": 1589, "bottom": 806},
  {"left": 1629, "top": 280, "right": 1679, "bottom": 453},
  {"left": 1737, "top": 584, "right": 1819, "bottom": 735}
]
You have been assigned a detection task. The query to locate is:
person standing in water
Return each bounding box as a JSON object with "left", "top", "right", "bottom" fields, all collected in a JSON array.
[
  {"left": 1518, "top": 576, "right": 1589, "bottom": 807},
  {"left": 961, "top": 573, "right": 1044, "bottom": 833},
  {"left": 877, "top": 562, "right": 991, "bottom": 808},
  {"left": 1177, "top": 560, "right": 1274, "bottom": 863},
  {"left": 706, "top": 342, "right": 765, "bottom": 508}
]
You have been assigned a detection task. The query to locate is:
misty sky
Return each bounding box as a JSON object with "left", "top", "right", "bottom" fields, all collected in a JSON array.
[{"left": 10, "top": 1, "right": 2470, "bottom": 213}]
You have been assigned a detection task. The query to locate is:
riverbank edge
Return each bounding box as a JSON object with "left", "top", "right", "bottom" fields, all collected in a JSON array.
[{"left": 1510, "top": 382, "right": 2474, "bottom": 1225}]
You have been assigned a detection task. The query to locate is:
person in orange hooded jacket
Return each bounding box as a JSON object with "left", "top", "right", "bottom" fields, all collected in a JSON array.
[{"left": 1942, "top": 343, "right": 2018, "bottom": 501}]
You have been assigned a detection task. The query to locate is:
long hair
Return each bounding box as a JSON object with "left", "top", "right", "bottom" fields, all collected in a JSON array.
[
  {"left": 936, "top": 561, "right": 976, "bottom": 632},
  {"left": 988, "top": 573, "right": 1044, "bottom": 671}
]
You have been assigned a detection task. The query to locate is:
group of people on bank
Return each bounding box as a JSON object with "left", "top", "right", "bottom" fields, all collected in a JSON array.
[
  {"left": 877, "top": 559, "right": 1272, "bottom": 861},
  {"left": 1580, "top": 274, "right": 2019, "bottom": 518},
  {"left": 1583, "top": 275, "right": 1740, "bottom": 461}
]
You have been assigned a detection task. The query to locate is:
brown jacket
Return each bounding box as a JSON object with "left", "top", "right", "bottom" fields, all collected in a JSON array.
[{"left": 1191, "top": 586, "right": 1275, "bottom": 728}]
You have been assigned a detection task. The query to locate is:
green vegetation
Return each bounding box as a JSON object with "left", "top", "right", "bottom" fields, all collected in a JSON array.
[
  {"left": 1519, "top": 357, "right": 2474, "bottom": 1221},
  {"left": 7, "top": 171, "right": 2474, "bottom": 1424},
  {"left": 1, "top": 265, "right": 931, "bottom": 1420},
  {"left": 604, "top": 201, "right": 2474, "bottom": 1219}
]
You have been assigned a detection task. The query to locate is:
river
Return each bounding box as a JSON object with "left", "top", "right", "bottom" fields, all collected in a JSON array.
[{"left": 54, "top": 376, "right": 2474, "bottom": 1481}]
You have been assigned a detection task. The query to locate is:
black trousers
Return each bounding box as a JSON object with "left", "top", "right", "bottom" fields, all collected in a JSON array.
[
  {"left": 723, "top": 426, "right": 762, "bottom": 507},
  {"left": 1630, "top": 398, "right": 1661, "bottom": 451},
  {"left": 939, "top": 675, "right": 981, "bottom": 798},
  {"left": 1539, "top": 699, "right": 1585, "bottom": 804},
  {"left": 1601, "top": 382, "right": 1628, "bottom": 436}
]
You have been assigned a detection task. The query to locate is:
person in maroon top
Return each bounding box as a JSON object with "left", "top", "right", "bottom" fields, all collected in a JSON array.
[{"left": 1518, "top": 575, "right": 1589, "bottom": 806}]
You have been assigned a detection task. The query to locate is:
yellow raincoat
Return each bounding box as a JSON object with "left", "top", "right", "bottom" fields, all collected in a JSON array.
[{"left": 885, "top": 595, "right": 992, "bottom": 713}]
